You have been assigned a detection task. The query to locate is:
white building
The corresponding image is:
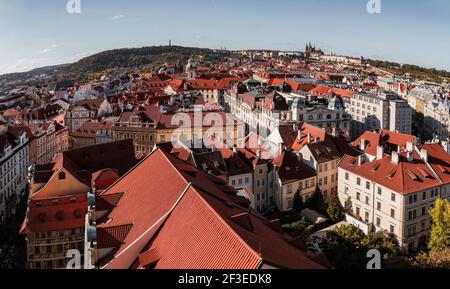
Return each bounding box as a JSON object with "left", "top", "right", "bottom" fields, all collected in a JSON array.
[
  {"left": 0, "top": 125, "right": 30, "bottom": 223},
  {"left": 424, "top": 96, "right": 450, "bottom": 141},
  {"left": 348, "top": 92, "right": 412, "bottom": 139},
  {"left": 338, "top": 142, "right": 450, "bottom": 251}
]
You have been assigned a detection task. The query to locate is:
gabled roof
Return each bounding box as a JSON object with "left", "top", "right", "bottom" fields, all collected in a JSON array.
[
  {"left": 272, "top": 150, "right": 317, "bottom": 185},
  {"left": 354, "top": 130, "right": 416, "bottom": 157},
  {"left": 339, "top": 150, "right": 449, "bottom": 194},
  {"left": 98, "top": 149, "right": 325, "bottom": 269}
]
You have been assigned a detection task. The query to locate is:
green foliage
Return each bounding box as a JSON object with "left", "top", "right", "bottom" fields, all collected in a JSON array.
[
  {"left": 280, "top": 211, "right": 303, "bottom": 225},
  {"left": 326, "top": 192, "right": 343, "bottom": 223},
  {"left": 320, "top": 225, "right": 402, "bottom": 269},
  {"left": 66, "top": 46, "right": 233, "bottom": 74},
  {"left": 282, "top": 219, "right": 311, "bottom": 238},
  {"left": 307, "top": 187, "right": 325, "bottom": 213},
  {"left": 415, "top": 248, "right": 450, "bottom": 269},
  {"left": 428, "top": 198, "right": 450, "bottom": 252},
  {"left": 292, "top": 191, "right": 305, "bottom": 212},
  {"left": 369, "top": 59, "right": 450, "bottom": 82}
]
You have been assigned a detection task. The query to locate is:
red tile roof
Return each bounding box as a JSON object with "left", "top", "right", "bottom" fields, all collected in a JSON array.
[
  {"left": 272, "top": 150, "right": 317, "bottom": 185},
  {"left": 98, "top": 149, "right": 326, "bottom": 269},
  {"left": 339, "top": 150, "right": 449, "bottom": 194},
  {"left": 354, "top": 130, "right": 416, "bottom": 157}
]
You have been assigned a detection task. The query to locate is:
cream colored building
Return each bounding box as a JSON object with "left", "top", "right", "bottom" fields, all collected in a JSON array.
[{"left": 338, "top": 143, "right": 450, "bottom": 251}]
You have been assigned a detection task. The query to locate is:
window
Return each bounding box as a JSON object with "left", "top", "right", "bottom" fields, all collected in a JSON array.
[
  {"left": 365, "top": 212, "right": 370, "bottom": 222},
  {"left": 365, "top": 196, "right": 370, "bottom": 205},
  {"left": 366, "top": 182, "right": 371, "bottom": 190},
  {"left": 357, "top": 177, "right": 361, "bottom": 186},
  {"left": 391, "top": 193, "right": 396, "bottom": 202},
  {"left": 391, "top": 209, "right": 395, "bottom": 218},
  {"left": 356, "top": 192, "right": 361, "bottom": 201},
  {"left": 345, "top": 172, "right": 349, "bottom": 180},
  {"left": 422, "top": 206, "right": 427, "bottom": 216},
  {"left": 356, "top": 207, "right": 360, "bottom": 216},
  {"left": 377, "top": 202, "right": 381, "bottom": 211},
  {"left": 287, "top": 185, "right": 293, "bottom": 194},
  {"left": 390, "top": 225, "right": 395, "bottom": 234},
  {"left": 377, "top": 187, "right": 382, "bottom": 195},
  {"left": 56, "top": 211, "right": 64, "bottom": 221},
  {"left": 422, "top": 192, "right": 427, "bottom": 200},
  {"left": 409, "top": 194, "right": 418, "bottom": 204},
  {"left": 376, "top": 217, "right": 381, "bottom": 227},
  {"left": 58, "top": 172, "right": 66, "bottom": 180},
  {"left": 408, "top": 210, "right": 417, "bottom": 220}
]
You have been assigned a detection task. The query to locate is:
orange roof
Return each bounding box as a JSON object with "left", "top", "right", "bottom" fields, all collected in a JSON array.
[
  {"left": 98, "top": 149, "right": 326, "bottom": 269},
  {"left": 339, "top": 150, "right": 449, "bottom": 194},
  {"left": 354, "top": 130, "right": 416, "bottom": 157}
]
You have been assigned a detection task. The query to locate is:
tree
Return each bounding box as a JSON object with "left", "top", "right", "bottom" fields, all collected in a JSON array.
[
  {"left": 320, "top": 225, "right": 403, "bottom": 269},
  {"left": 363, "top": 232, "right": 401, "bottom": 258},
  {"left": 282, "top": 219, "right": 311, "bottom": 238},
  {"left": 292, "top": 190, "right": 304, "bottom": 212},
  {"left": 326, "top": 192, "right": 344, "bottom": 223},
  {"left": 319, "top": 225, "right": 367, "bottom": 269},
  {"left": 415, "top": 248, "right": 450, "bottom": 269},
  {"left": 428, "top": 199, "right": 450, "bottom": 252},
  {"left": 307, "top": 186, "right": 324, "bottom": 212}
]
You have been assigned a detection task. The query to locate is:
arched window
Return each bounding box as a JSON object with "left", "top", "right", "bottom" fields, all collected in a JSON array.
[
  {"left": 38, "top": 213, "right": 48, "bottom": 223},
  {"left": 58, "top": 172, "right": 66, "bottom": 180},
  {"left": 73, "top": 209, "right": 83, "bottom": 219},
  {"left": 56, "top": 211, "right": 64, "bottom": 221}
]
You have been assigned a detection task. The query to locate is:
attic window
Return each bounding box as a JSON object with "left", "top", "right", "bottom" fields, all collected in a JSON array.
[
  {"left": 371, "top": 163, "right": 381, "bottom": 172},
  {"left": 38, "top": 213, "right": 48, "bottom": 223},
  {"left": 74, "top": 209, "right": 83, "bottom": 219},
  {"left": 387, "top": 168, "right": 397, "bottom": 179},
  {"left": 56, "top": 211, "right": 64, "bottom": 221},
  {"left": 58, "top": 172, "right": 66, "bottom": 180},
  {"left": 407, "top": 170, "right": 419, "bottom": 181},
  {"left": 418, "top": 168, "right": 430, "bottom": 178}
]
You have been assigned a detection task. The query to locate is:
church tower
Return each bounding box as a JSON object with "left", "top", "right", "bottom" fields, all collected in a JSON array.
[{"left": 186, "top": 57, "right": 197, "bottom": 80}]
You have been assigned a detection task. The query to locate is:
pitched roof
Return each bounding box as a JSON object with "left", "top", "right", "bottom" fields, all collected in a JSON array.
[
  {"left": 339, "top": 150, "right": 448, "bottom": 194},
  {"left": 98, "top": 149, "right": 325, "bottom": 269},
  {"left": 272, "top": 150, "right": 317, "bottom": 185},
  {"left": 354, "top": 130, "right": 416, "bottom": 157}
]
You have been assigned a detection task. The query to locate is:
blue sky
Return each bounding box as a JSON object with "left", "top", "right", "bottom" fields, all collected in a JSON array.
[{"left": 0, "top": 0, "right": 449, "bottom": 74}]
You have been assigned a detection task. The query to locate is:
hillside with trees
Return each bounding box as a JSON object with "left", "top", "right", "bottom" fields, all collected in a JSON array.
[{"left": 66, "top": 46, "right": 233, "bottom": 74}]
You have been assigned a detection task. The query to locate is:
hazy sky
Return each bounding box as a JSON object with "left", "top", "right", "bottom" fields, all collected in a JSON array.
[{"left": 0, "top": 0, "right": 449, "bottom": 74}]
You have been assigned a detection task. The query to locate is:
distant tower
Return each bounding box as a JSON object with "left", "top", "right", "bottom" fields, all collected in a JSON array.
[
  {"left": 169, "top": 40, "right": 172, "bottom": 47},
  {"left": 186, "top": 57, "right": 197, "bottom": 80}
]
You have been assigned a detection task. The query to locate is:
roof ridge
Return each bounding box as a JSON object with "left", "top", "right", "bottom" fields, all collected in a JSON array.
[{"left": 189, "top": 186, "right": 263, "bottom": 266}]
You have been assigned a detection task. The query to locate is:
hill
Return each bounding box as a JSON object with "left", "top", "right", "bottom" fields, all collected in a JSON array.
[{"left": 66, "top": 45, "right": 232, "bottom": 74}]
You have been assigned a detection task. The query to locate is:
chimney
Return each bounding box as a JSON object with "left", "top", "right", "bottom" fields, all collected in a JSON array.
[
  {"left": 406, "top": 141, "right": 414, "bottom": 153},
  {"left": 297, "top": 128, "right": 302, "bottom": 142},
  {"left": 332, "top": 127, "right": 337, "bottom": 137},
  {"left": 360, "top": 139, "right": 367, "bottom": 151},
  {"left": 376, "top": 146, "right": 384, "bottom": 160},
  {"left": 296, "top": 152, "right": 303, "bottom": 162},
  {"left": 391, "top": 151, "right": 399, "bottom": 164},
  {"left": 420, "top": 149, "right": 428, "bottom": 163},
  {"left": 357, "top": 155, "right": 364, "bottom": 166},
  {"left": 407, "top": 151, "right": 413, "bottom": 162},
  {"left": 307, "top": 134, "right": 312, "bottom": 144}
]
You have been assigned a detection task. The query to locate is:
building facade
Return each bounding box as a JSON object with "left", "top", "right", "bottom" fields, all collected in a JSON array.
[
  {"left": 338, "top": 142, "right": 450, "bottom": 251},
  {"left": 0, "top": 125, "right": 30, "bottom": 223}
]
